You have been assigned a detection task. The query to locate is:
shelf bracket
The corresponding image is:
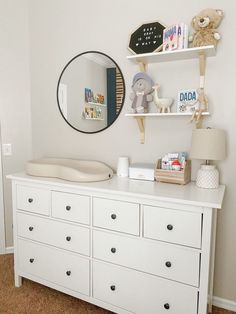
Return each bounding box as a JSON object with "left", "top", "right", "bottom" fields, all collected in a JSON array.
[
  {"left": 199, "top": 52, "right": 206, "bottom": 89},
  {"left": 135, "top": 116, "right": 145, "bottom": 144},
  {"left": 137, "top": 61, "right": 148, "bottom": 72}
]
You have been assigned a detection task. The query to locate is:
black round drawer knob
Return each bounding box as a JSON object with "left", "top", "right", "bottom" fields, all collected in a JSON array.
[
  {"left": 165, "top": 261, "right": 172, "bottom": 268},
  {"left": 164, "top": 303, "right": 170, "bottom": 310},
  {"left": 29, "top": 226, "right": 34, "bottom": 231},
  {"left": 66, "top": 205, "right": 71, "bottom": 211},
  {"left": 111, "top": 247, "right": 116, "bottom": 253},
  {"left": 111, "top": 214, "right": 117, "bottom": 220},
  {"left": 110, "top": 285, "right": 116, "bottom": 291},
  {"left": 29, "top": 258, "right": 34, "bottom": 263},
  {"left": 66, "top": 236, "right": 71, "bottom": 242},
  {"left": 28, "top": 198, "right": 33, "bottom": 203},
  {"left": 167, "top": 224, "right": 173, "bottom": 231},
  {"left": 66, "top": 271, "right": 71, "bottom": 276}
]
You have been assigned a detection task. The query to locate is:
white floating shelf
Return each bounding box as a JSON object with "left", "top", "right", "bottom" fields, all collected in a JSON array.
[
  {"left": 125, "top": 112, "right": 210, "bottom": 117},
  {"left": 87, "top": 102, "right": 106, "bottom": 107},
  {"left": 127, "top": 45, "right": 216, "bottom": 64},
  {"left": 84, "top": 117, "right": 104, "bottom": 121}
]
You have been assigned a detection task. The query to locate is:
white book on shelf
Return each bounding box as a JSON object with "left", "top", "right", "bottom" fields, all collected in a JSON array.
[
  {"left": 177, "top": 23, "right": 185, "bottom": 49},
  {"left": 183, "top": 24, "right": 189, "bottom": 49}
]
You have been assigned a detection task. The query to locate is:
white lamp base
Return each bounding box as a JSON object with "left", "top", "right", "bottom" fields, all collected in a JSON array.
[{"left": 196, "top": 165, "right": 219, "bottom": 189}]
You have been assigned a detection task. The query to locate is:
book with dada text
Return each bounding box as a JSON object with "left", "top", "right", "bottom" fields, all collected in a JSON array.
[
  {"left": 163, "top": 23, "right": 188, "bottom": 51},
  {"left": 177, "top": 89, "right": 198, "bottom": 113}
]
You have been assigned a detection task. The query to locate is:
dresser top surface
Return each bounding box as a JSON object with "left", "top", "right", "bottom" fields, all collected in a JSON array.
[{"left": 7, "top": 172, "right": 225, "bottom": 209}]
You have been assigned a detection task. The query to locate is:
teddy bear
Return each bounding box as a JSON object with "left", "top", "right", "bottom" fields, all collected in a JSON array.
[
  {"left": 130, "top": 72, "right": 154, "bottom": 113},
  {"left": 189, "top": 8, "right": 224, "bottom": 47}
]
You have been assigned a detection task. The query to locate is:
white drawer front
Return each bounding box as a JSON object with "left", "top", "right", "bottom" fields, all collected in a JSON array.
[
  {"left": 52, "top": 191, "right": 90, "bottom": 225},
  {"left": 93, "top": 261, "right": 198, "bottom": 314},
  {"left": 93, "top": 197, "right": 139, "bottom": 235},
  {"left": 17, "top": 212, "right": 90, "bottom": 256},
  {"left": 16, "top": 185, "right": 51, "bottom": 216},
  {"left": 144, "top": 205, "right": 202, "bottom": 248},
  {"left": 18, "top": 239, "right": 90, "bottom": 295},
  {"left": 93, "top": 230, "right": 200, "bottom": 287}
]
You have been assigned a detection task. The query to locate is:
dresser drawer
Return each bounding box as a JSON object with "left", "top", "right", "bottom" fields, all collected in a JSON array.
[
  {"left": 52, "top": 191, "right": 90, "bottom": 225},
  {"left": 93, "top": 261, "right": 198, "bottom": 314},
  {"left": 16, "top": 185, "right": 51, "bottom": 216},
  {"left": 93, "top": 230, "right": 199, "bottom": 287},
  {"left": 93, "top": 197, "right": 140, "bottom": 235},
  {"left": 17, "top": 212, "right": 90, "bottom": 256},
  {"left": 144, "top": 205, "right": 202, "bottom": 248},
  {"left": 18, "top": 239, "right": 90, "bottom": 295}
]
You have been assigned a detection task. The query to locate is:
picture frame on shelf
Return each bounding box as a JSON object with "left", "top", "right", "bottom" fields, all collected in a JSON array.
[
  {"left": 85, "top": 88, "right": 93, "bottom": 103},
  {"left": 177, "top": 89, "right": 198, "bottom": 113},
  {"left": 128, "top": 21, "right": 166, "bottom": 55}
]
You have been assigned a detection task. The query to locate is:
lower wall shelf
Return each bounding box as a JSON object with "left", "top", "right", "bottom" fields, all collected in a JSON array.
[
  {"left": 125, "top": 112, "right": 210, "bottom": 117},
  {"left": 125, "top": 112, "right": 210, "bottom": 144}
]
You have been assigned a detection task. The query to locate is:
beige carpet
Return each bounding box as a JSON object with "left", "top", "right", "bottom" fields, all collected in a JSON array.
[
  {"left": 0, "top": 254, "right": 111, "bottom": 314},
  {"left": 0, "top": 254, "right": 234, "bottom": 314}
]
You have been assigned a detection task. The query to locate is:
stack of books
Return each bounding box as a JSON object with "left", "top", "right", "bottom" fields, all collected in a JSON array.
[{"left": 163, "top": 23, "right": 188, "bottom": 51}]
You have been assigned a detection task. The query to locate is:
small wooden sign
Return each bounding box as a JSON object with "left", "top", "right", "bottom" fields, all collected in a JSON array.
[{"left": 129, "top": 21, "right": 166, "bottom": 55}]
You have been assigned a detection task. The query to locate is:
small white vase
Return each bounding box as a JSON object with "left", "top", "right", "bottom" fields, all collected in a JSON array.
[
  {"left": 117, "top": 156, "right": 129, "bottom": 177},
  {"left": 196, "top": 165, "right": 219, "bottom": 189}
]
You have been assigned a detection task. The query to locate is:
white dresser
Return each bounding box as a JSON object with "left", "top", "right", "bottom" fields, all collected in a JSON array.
[{"left": 8, "top": 173, "right": 225, "bottom": 314}]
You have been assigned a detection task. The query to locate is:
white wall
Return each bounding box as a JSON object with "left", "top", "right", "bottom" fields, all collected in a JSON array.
[
  {"left": 28, "top": 0, "right": 235, "bottom": 303},
  {"left": 0, "top": 0, "right": 32, "bottom": 247}
]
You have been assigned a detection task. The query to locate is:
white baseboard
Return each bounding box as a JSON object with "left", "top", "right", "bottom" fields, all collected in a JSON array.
[
  {"left": 5, "top": 246, "right": 14, "bottom": 254},
  {"left": 213, "top": 296, "right": 236, "bottom": 311}
]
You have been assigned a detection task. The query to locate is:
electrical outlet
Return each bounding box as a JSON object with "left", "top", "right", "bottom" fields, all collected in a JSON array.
[{"left": 2, "top": 144, "right": 12, "bottom": 156}]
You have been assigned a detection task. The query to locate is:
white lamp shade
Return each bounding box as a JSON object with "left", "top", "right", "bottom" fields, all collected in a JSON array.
[{"left": 190, "top": 129, "right": 226, "bottom": 161}]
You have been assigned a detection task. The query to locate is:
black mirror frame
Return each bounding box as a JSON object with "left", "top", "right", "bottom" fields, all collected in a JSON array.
[{"left": 56, "top": 50, "right": 126, "bottom": 134}]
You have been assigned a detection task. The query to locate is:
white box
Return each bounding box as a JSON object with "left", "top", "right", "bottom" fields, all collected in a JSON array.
[{"left": 129, "top": 163, "right": 155, "bottom": 181}]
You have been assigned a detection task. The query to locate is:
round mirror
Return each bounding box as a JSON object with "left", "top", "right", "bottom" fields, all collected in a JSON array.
[{"left": 57, "top": 51, "right": 125, "bottom": 134}]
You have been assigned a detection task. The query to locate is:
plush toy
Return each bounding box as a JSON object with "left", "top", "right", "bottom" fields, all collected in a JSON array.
[
  {"left": 189, "top": 8, "right": 224, "bottom": 47},
  {"left": 152, "top": 84, "right": 174, "bottom": 113},
  {"left": 189, "top": 88, "right": 208, "bottom": 125},
  {"left": 130, "top": 72, "right": 154, "bottom": 113}
]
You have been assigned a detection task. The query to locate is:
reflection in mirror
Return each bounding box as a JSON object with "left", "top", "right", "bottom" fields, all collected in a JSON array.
[{"left": 57, "top": 51, "right": 125, "bottom": 134}]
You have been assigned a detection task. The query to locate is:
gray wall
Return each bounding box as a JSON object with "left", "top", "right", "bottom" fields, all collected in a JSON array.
[{"left": 0, "top": 0, "right": 32, "bottom": 247}]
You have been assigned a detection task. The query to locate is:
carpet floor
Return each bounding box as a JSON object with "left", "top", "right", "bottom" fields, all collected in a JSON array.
[{"left": 0, "top": 254, "right": 235, "bottom": 314}]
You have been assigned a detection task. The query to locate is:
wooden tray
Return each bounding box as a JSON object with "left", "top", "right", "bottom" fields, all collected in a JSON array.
[{"left": 155, "top": 160, "right": 191, "bottom": 185}]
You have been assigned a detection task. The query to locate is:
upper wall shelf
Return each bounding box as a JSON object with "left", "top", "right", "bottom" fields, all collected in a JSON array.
[{"left": 127, "top": 45, "right": 216, "bottom": 65}]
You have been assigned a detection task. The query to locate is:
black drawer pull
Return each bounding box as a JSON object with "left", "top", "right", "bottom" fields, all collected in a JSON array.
[
  {"left": 66, "top": 206, "right": 71, "bottom": 211},
  {"left": 29, "top": 258, "right": 34, "bottom": 263},
  {"left": 29, "top": 226, "right": 34, "bottom": 231},
  {"left": 111, "top": 214, "right": 117, "bottom": 220},
  {"left": 110, "top": 285, "right": 116, "bottom": 291},
  {"left": 66, "top": 271, "right": 71, "bottom": 276},
  {"left": 164, "top": 303, "right": 170, "bottom": 310},
  {"left": 167, "top": 224, "right": 173, "bottom": 231},
  {"left": 28, "top": 198, "right": 33, "bottom": 203},
  {"left": 165, "top": 261, "right": 172, "bottom": 268},
  {"left": 66, "top": 236, "right": 71, "bottom": 242},
  {"left": 111, "top": 247, "right": 116, "bottom": 253}
]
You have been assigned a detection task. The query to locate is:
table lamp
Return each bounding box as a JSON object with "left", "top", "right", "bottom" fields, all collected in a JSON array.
[{"left": 190, "top": 128, "right": 226, "bottom": 189}]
